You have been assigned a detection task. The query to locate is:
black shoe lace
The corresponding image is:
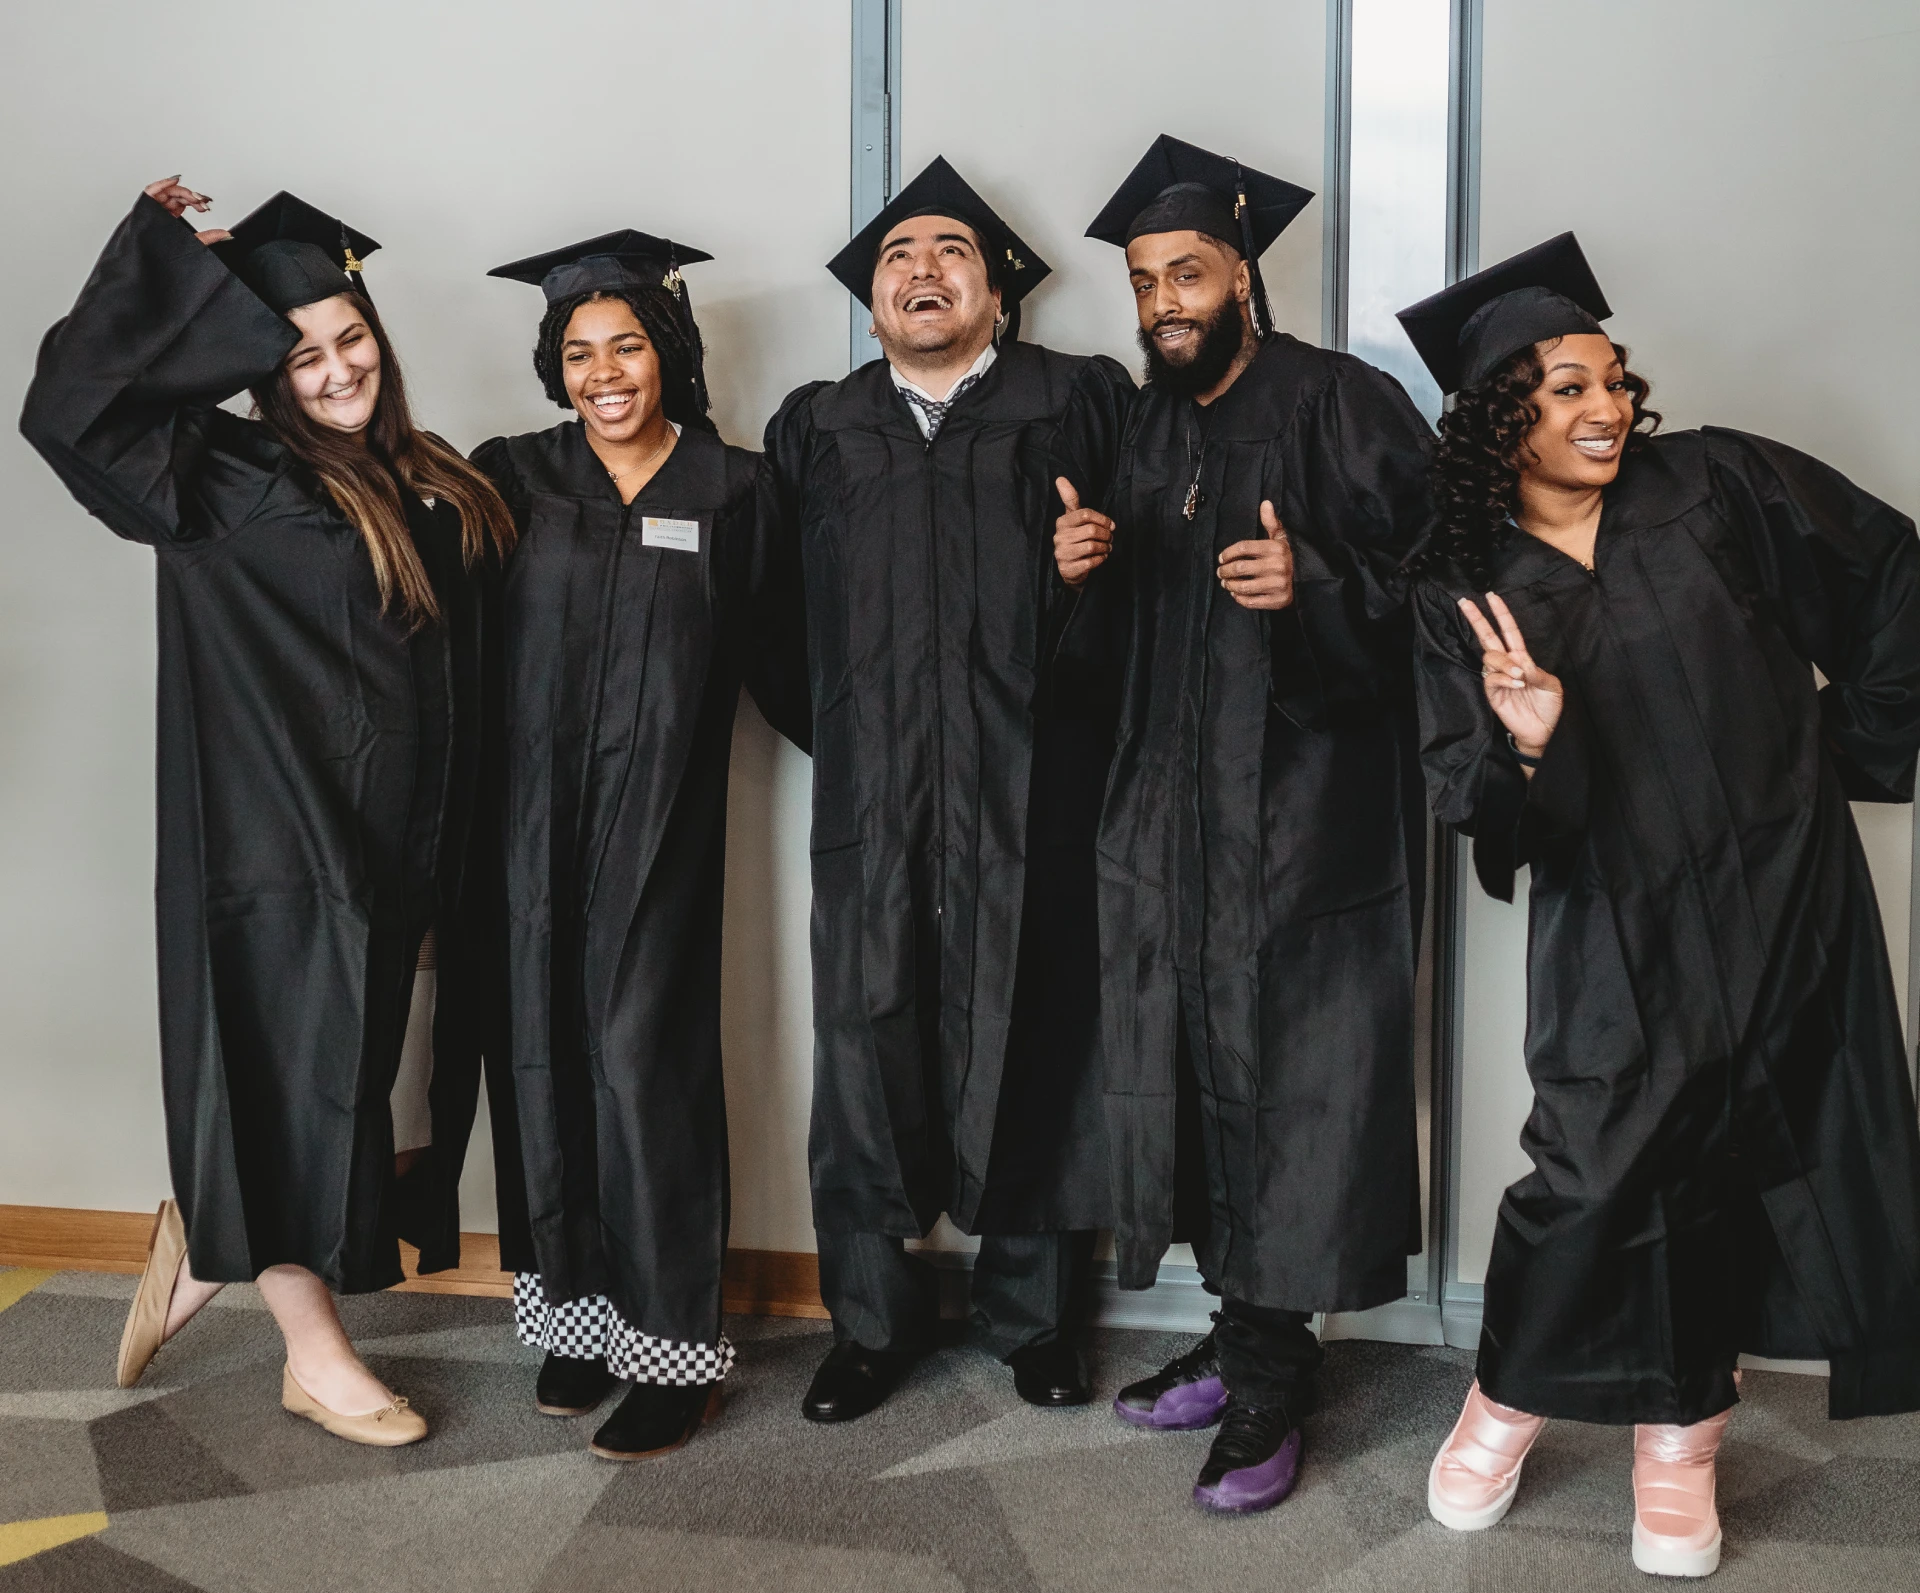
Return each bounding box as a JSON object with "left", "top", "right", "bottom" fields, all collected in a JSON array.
[
  {"left": 1162, "top": 1328, "right": 1220, "bottom": 1383},
  {"left": 1206, "top": 1400, "right": 1291, "bottom": 1471}
]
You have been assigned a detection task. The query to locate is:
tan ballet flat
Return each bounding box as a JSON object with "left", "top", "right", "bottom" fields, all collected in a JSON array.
[
  {"left": 116, "top": 1200, "right": 189, "bottom": 1388},
  {"left": 281, "top": 1363, "right": 428, "bottom": 1447}
]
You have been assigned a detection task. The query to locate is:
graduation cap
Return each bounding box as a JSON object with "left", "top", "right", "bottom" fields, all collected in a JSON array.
[
  {"left": 827, "top": 156, "right": 1050, "bottom": 314},
  {"left": 488, "top": 229, "right": 716, "bottom": 416},
  {"left": 212, "top": 191, "right": 380, "bottom": 316},
  {"left": 487, "top": 230, "right": 713, "bottom": 303},
  {"left": 1395, "top": 233, "right": 1611, "bottom": 395},
  {"left": 1085, "top": 134, "right": 1315, "bottom": 339}
]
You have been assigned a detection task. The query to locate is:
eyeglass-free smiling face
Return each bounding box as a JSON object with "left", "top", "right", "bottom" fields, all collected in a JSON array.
[
  {"left": 561, "top": 296, "right": 663, "bottom": 445},
  {"left": 868, "top": 214, "right": 1001, "bottom": 363},
  {"left": 1518, "top": 331, "right": 1636, "bottom": 490},
  {"left": 284, "top": 294, "right": 381, "bottom": 433}
]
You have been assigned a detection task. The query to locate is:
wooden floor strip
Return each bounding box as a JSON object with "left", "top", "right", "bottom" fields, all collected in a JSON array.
[{"left": 0, "top": 1205, "right": 825, "bottom": 1319}]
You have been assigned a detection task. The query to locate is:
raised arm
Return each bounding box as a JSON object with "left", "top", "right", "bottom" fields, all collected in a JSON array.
[
  {"left": 19, "top": 181, "right": 295, "bottom": 546},
  {"left": 1704, "top": 427, "right": 1920, "bottom": 802}
]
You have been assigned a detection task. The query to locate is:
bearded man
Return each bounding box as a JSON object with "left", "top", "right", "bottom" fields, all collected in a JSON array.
[
  {"left": 1055, "top": 135, "right": 1437, "bottom": 1513},
  {"left": 764, "top": 158, "right": 1134, "bottom": 1423}
]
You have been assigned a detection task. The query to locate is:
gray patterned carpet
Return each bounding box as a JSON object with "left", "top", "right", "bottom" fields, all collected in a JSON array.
[{"left": 1, "top": 1267, "right": 1917, "bottom": 1591}]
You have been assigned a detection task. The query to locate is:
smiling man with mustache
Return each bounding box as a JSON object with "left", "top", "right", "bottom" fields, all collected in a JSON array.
[
  {"left": 762, "top": 157, "right": 1135, "bottom": 1424},
  {"left": 1059, "top": 136, "right": 1439, "bottom": 1515}
]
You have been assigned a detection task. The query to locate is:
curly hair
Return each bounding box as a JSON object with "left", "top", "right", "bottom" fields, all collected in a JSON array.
[
  {"left": 1411, "top": 339, "right": 1660, "bottom": 585},
  {"left": 532, "top": 286, "right": 718, "bottom": 434}
]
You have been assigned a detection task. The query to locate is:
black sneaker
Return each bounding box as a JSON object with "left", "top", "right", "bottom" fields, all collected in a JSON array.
[
  {"left": 534, "top": 1351, "right": 618, "bottom": 1417},
  {"left": 1113, "top": 1330, "right": 1229, "bottom": 1430},
  {"left": 589, "top": 1380, "right": 721, "bottom": 1460},
  {"left": 1192, "top": 1398, "right": 1303, "bottom": 1514}
]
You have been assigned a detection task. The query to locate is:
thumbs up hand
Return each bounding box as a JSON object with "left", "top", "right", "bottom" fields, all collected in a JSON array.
[
  {"left": 1217, "top": 499, "right": 1294, "bottom": 610},
  {"left": 1054, "top": 476, "right": 1116, "bottom": 588}
]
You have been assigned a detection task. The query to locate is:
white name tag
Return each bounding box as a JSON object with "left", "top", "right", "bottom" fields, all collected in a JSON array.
[{"left": 641, "top": 515, "right": 700, "bottom": 552}]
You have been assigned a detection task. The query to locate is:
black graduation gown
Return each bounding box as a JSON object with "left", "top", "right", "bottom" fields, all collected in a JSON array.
[
  {"left": 474, "top": 421, "right": 808, "bottom": 1345},
  {"left": 18, "top": 194, "right": 527, "bottom": 1291},
  {"left": 1414, "top": 427, "right": 1920, "bottom": 1423},
  {"left": 761, "top": 342, "right": 1135, "bottom": 1238},
  {"left": 1098, "top": 334, "right": 1435, "bottom": 1309}
]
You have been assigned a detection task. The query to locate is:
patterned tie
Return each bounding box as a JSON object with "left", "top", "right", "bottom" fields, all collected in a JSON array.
[{"left": 898, "top": 372, "right": 983, "bottom": 440}]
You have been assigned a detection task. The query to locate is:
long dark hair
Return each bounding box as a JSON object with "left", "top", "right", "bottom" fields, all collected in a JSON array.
[
  {"left": 1411, "top": 339, "right": 1661, "bottom": 585},
  {"left": 252, "top": 292, "right": 516, "bottom": 625},
  {"left": 533, "top": 287, "right": 718, "bottom": 435}
]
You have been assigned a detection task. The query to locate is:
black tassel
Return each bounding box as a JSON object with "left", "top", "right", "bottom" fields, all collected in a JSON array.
[
  {"left": 665, "top": 251, "right": 710, "bottom": 418},
  {"left": 1232, "top": 160, "right": 1271, "bottom": 340}
]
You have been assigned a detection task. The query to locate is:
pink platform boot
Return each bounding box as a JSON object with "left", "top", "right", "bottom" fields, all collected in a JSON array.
[
  {"left": 1427, "top": 1380, "right": 1548, "bottom": 1530},
  {"left": 1631, "top": 1402, "right": 1733, "bottom": 1578}
]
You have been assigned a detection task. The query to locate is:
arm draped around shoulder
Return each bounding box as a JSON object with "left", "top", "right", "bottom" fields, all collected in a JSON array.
[
  {"left": 749, "top": 382, "right": 832, "bottom": 756},
  {"left": 734, "top": 448, "right": 811, "bottom": 754},
  {"left": 468, "top": 435, "right": 528, "bottom": 531},
  {"left": 1413, "top": 579, "right": 1589, "bottom": 902},
  {"left": 18, "top": 193, "right": 297, "bottom": 546},
  {"left": 1703, "top": 426, "right": 1920, "bottom": 802}
]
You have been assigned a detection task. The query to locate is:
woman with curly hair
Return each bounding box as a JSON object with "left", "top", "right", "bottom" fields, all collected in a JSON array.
[
  {"left": 21, "top": 179, "right": 522, "bottom": 1446},
  {"left": 474, "top": 233, "right": 808, "bottom": 1461},
  {"left": 1399, "top": 234, "right": 1920, "bottom": 1578}
]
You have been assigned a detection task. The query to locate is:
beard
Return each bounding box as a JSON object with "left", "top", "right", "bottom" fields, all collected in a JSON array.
[{"left": 1138, "top": 293, "right": 1249, "bottom": 398}]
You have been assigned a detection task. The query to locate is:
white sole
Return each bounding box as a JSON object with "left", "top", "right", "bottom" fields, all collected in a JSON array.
[
  {"left": 1426, "top": 1455, "right": 1520, "bottom": 1531},
  {"left": 1632, "top": 1522, "right": 1722, "bottom": 1578}
]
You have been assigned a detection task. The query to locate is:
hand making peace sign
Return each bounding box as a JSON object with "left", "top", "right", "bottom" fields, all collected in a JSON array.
[{"left": 1457, "top": 591, "right": 1563, "bottom": 767}]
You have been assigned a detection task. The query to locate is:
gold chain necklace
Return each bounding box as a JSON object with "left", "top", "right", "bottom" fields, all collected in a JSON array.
[{"left": 603, "top": 427, "right": 674, "bottom": 488}]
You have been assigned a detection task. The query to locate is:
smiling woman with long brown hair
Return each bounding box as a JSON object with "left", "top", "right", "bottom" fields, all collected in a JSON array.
[
  {"left": 20, "top": 176, "right": 525, "bottom": 1447},
  {"left": 1399, "top": 234, "right": 1920, "bottom": 1578}
]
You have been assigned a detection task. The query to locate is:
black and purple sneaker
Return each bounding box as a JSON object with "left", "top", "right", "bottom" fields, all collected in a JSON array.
[
  {"left": 1113, "top": 1331, "right": 1230, "bottom": 1431},
  {"left": 1192, "top": 1399, "right": 1303, "bottom": 1514}
]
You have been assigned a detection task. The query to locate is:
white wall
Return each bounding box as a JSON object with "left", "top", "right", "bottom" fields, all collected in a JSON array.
[
  {"left": 0, "top": 0, "right": 844, "bottom": 1251},
  {"left": 1455, "top": 0, "right": 1920, "bottom": 1282},
  {"left": 901, "top": 0, "right": 1326, "bottom": 375}
]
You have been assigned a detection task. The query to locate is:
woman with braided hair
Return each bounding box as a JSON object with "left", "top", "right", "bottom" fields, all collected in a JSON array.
[
  {"left": 474, "top": 233, "right": 808, "bottom": 1461},
  {"left": 1399, "top": 234, "right": 1920, "bottom": 1577}
]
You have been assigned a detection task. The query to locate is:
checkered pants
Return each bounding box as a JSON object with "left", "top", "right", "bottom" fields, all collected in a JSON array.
[{"left": 513, "top": 1273, "right": 735, "bottom": 1386}]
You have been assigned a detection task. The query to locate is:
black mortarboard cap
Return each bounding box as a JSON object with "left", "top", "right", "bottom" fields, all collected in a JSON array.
[
  {"left": 489, "top": 229, "right": 717, "bottom": 417},
  {"left": 1086, "top": 135, "right": 1313, "bottom": 339},
  {"left": 212, "top": 191, "right": 380, "bottom": 316},
  {"left": 827, "top": 156, "right": 1050, "bottom": 310},
  {"left": 1085, "top": 134, "right": 1314, "bottom": 255},
  {"left": 1396, "top": 233, "right": 1611, "bottom": 394},
  {"left": 487, "top": 230, "right": 713, "bottom": 304}
]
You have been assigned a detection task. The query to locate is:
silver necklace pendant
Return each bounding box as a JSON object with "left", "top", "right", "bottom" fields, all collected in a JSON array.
[{"left": 1183, "top": 482, "right": 1202, "bottom": 521}]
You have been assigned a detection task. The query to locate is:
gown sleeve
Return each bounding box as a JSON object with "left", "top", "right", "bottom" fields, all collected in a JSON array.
[
  {"left": 1413, "top": 578, "right": 1590, "bottom": 903},
  {"left": 1047, "top": 355, "right": 1138, "bottom": 717},
  {"left": 749, "top": 383, "right": 832, "bottom": 756},
  {"left": 1703, "top": 427, "right": 1920, "bottom": 803},
  {"left": 18, "top": 193, "right": 298, "bottom": 546},
  {"left": 730, "top": 445, "right": 811, "bottom": 755},
  {"left": 468, "top": 434, "right": 527, "bottom": 528},
  {"left": 1275, "top": 358, "right": 1438, "bottom": 727}
]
